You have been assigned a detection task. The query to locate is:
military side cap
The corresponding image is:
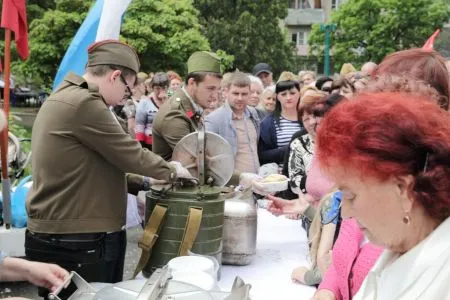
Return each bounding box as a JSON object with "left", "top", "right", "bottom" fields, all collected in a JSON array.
[
  {"left": 340, "top": 63, "right": 356, "bottom": 75},
  {"left": 277, "top": 71, "right": 298, "bottom": 83},
  {"left": 87, "top": 40, "right": 140, "bottom": 74},
  {"left": 187, "top": 51, "right": 221, "bottom": 74}
]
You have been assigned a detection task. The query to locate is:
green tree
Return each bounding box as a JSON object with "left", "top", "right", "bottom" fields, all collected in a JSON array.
[
  {"left": 122, "top": 0, "right": 210, "bottom": 75},
  {"left": 11, "top": 0, "right": 94, "bottom": 89},
  {"left": 27, "top": 0, "right": 57, "bottom": 23},
  {"left": 308, "top": 0, "right": 449, "bottom": 71},
  {"left": 9, "top": 0, "right": 214, "bottom": 89},
  {"left": 193, "top": 0, "right": 295, "bottom": 76}
]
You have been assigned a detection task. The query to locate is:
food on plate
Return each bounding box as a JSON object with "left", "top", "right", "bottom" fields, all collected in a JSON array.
[{"left": 262, "top": 174, "right": 288, "bottom": 183}]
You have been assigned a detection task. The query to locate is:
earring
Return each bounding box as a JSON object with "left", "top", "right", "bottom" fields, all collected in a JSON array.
[{"left": 402, "top": 215, "right": 411, "bottom": 224}]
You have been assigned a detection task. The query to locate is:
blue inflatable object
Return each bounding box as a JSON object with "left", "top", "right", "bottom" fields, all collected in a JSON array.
[{"left": 0, "top": 175, "right": 32, "bottom": 228}]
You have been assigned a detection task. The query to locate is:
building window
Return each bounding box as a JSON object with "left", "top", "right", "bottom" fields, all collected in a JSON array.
[
  {"left": 292, "top": 31, "right": 308, "bottom": 45},
  {"left": 332, "top": 0, "right": 340, "bottom": 9},
  {"left": 289, "top": 0, "right": 296, "bottom": 9},
  {"left": 299, "top": 0, "right": 312, "bottom": 9},
  {"left": 288, "top": 0, "right": 314, "bottom": 9}
]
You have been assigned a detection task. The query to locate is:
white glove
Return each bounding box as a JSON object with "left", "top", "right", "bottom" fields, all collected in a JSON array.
[{"left": 170, "top": 161, "right": 194, "bottom": 179}]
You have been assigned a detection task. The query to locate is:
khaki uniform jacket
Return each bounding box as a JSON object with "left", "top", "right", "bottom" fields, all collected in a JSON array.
[
  {"left": 152, "top": 89, "right": 201, "bottom": 161},
  {"left": 26, "top": 73, "right": 176, "bottom": 234}
]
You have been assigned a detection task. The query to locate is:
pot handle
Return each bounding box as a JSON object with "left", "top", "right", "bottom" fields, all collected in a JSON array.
[{"left": 48, "top": 271, "right": 96, "bottom": 300}]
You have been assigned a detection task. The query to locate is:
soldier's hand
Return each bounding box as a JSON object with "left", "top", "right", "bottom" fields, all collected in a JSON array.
[{"left": 170, "top": 161, "right": 194, "bottom": 179}]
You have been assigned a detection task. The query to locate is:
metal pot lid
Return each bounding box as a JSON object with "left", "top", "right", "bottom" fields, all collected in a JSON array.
[
  {"left": 172, "top": 131, "right": 234, "bottom": 187},
  {"left": 90, "top": 279, "right": 214, "bottom": 300}
]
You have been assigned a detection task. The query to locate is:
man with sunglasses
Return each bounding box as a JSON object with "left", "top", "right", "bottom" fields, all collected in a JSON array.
[{"left": 25, "top": 40, "right": 190, "bottom": 299}]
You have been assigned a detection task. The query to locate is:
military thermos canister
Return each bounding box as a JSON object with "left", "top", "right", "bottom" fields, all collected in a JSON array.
[{"left": 222, "top": 189, "right": 258, "bottom": 265}]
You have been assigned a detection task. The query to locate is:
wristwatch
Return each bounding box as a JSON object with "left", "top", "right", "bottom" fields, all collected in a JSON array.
[{"left": 142, "top": 176, "right": 151, "bottom": 191}]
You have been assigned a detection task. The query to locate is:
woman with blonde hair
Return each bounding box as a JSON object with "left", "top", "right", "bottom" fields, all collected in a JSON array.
[
  {"left": 291, "top": 190, "right": 338, "bottom": 286},
  {"left": 299, "top": 70, "right": 316, "bottom": 87}
]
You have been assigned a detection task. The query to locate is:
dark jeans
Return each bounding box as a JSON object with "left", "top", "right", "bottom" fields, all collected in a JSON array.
[{"left": 25, "top": 229, "right": 126, "bottom": 299}]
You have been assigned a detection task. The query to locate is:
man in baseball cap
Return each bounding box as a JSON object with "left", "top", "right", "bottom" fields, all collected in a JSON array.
[{"left": 252, "top": 62, "right": 274, "bottom": 87}]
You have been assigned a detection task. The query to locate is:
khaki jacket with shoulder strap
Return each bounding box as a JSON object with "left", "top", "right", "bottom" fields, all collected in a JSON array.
[
  {"left": 26, "top": 73, "right": 176, "bottom": 234},
  {"left": 152, "top": 89, "right": 202, "bottom": 161}
]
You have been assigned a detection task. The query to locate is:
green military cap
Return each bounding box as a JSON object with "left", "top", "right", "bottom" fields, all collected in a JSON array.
[
  {"left": 277, "top": 71, "right": 298, "bottom": 83},
  {"left": 87, "top": 40, "right": 140, "bottom": 74},
  {"left": 187, "top": 51, "right": 221, "bottom": 74}
]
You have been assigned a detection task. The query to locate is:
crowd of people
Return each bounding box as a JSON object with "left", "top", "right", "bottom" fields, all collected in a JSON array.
[{"left": 0, "top": 38, "right": 449, "bottom": 300}]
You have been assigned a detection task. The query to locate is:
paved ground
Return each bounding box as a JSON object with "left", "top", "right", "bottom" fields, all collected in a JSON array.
[{"left": 0, "top": 226, "right": 144, "bottom": 299}]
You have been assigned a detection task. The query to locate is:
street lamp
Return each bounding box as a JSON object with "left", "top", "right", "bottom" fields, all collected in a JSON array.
[{"left": 320, "top": 23, "right": 337, "bottom": 76}]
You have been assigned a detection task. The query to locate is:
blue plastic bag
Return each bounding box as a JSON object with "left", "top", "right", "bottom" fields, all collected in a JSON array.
[{"left": 0, "top": 175, "right": 32, "bottom": 228}]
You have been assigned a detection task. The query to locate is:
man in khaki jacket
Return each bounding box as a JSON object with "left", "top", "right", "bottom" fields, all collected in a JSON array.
[
  {"left": 152, "top": 51, "right": 222, "bottom": 160},
  {"left": 25, "top": 40, "right": 188, "bottom": 299}
]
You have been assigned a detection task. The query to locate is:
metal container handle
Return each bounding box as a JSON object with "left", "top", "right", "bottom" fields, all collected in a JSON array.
[{"left": 48, "top": 271, "right": 96, "bottom": 300}]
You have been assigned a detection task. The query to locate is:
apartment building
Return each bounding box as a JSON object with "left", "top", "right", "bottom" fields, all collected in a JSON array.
[{"left": 284, "top": 0, "right": 343, "bottom": 72}]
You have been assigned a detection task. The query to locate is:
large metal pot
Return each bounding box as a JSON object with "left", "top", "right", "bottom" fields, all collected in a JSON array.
[
  {"left": 51, "top": 268, "right": 251, "bottom": 300},
  {"left": 222, "top": 189, "right": 257, "bottom": 266}
]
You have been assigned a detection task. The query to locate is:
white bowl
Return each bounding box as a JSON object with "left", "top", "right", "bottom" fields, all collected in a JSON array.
[
  {"left": 171, "top": 271, "right": 217, "bottom": 291},
  {"left": 253, "top": 175, "right": 289, "bottom": 193},
  {"left": 168, "top": 256, "right": 215, "bottom": 277}
]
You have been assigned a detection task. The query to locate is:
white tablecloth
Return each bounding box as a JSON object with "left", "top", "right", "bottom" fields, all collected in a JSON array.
[{"left": 218, "top": 208, "right": 316, "bottom": 300}]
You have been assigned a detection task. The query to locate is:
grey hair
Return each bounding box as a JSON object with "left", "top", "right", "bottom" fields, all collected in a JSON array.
[{"left": 248, "top": 74, "right": 264, "bottom": 89}]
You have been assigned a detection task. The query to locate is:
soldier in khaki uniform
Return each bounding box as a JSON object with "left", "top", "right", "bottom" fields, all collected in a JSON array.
[
  {"left": 25, "top": 40, "right": 189, "bottom": 299},
  {"left": 152, "top": 51, "right": 222, "bottom": 160}
]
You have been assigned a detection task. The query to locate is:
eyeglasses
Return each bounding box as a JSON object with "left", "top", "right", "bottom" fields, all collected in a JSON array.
[{"left": 119, "top": 74, "right": 132, "bottom": 100}]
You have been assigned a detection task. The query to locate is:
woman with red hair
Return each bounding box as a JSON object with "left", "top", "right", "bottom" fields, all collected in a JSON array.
[
  {"left": 373, "top": 48, "right": 449, "bottom": 110},
  {"left": 314, "top": 92, "right": 450, "bottom": 299}
]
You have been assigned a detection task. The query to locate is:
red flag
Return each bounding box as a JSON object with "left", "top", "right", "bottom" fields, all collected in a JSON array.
[
  {"left": 1, "top": 0, "right": 29, "bottom": 60},
  {"left": 422, "top": 29, "right": 440, "bottom": 52}
]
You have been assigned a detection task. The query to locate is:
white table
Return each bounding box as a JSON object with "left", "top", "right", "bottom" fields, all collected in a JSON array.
[{"left": 219, "top": 208, "right": 316, "bottom": 300}]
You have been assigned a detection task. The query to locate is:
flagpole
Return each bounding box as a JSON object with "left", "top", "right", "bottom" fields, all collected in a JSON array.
[{"left": 1, "top": 28, "right": 12, "bottom": 229}]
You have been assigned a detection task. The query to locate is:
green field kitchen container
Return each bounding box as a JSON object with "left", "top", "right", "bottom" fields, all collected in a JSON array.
[{"left": 142, "top": 184, "right": 225, "bottom": 276}]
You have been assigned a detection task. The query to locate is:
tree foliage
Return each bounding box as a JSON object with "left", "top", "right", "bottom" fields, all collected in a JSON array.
[
  {"left": 308, "top": 0, "right": 449, "bottom": 70},
  {"left": 193, "top": 0, "right": 295, "bottom": 75},
  {"left": 7, "top": 0, "right": 215, "bottom": 89},
  {"left": 122, "top": 0, "right": 211, "bottom": 74},
  {"left": 11, "top": 0, "right": 93, "bottom": 89}
]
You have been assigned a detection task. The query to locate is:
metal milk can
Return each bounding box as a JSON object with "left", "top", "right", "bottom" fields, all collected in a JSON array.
[{"left": 222, "top": 189, "right": 257, "bottom": 265}]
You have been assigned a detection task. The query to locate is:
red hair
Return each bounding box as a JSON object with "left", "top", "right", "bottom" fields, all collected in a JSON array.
[
  {"left": 167, "top": 70, "right": 182, "bottom": 82},
  {"left": 373, "top": 48, "right": 449, "bottom": 110},
  {"left": 316, "top": 92, "right": 450, "bottom": 222}
]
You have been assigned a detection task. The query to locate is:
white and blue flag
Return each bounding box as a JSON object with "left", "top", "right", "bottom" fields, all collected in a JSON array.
[{"left": 52, "top": 0, "right": 132, "bottom": 90}]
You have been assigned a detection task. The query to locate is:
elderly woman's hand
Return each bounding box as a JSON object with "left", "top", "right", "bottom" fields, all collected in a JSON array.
[
  {"left": 266, "top": 194, "right": 310, "bottom": 216},
  {"left": 291, "top": 266, "right": 309, "bottom": 284},
  {"left": 312, "top": 290, "right": 336, "bottom": 300}
]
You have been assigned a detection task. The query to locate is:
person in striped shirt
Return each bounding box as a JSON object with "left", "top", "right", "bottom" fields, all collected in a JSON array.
[{"left": 258, "top": 72, "right": 303, "bottom": 167}]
